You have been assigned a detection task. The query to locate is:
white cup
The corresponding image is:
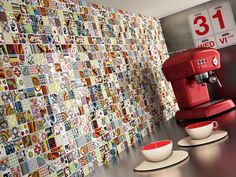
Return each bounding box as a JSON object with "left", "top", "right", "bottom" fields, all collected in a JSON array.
[
  {"left": 185, "top": 121, "right": 218, "bottom": 140},
  {"left": 141, "top": 140, "right": 173, "bottom": 162}
]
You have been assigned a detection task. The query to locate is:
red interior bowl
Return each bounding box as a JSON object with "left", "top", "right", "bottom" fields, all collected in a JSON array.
[
  {"left": 186, "top": 121, "right": 212, "bottom": 129},
  {"left": 141, "top": 140, "right": 172, "bottom": 150}
]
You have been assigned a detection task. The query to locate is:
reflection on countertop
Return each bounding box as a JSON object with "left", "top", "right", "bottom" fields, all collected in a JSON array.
[
  {"left": 90, "top": 108, "right": 236, "bottom": 177},
  {"left": 190, "top": 137, "right": 227, "bottom": 166}
]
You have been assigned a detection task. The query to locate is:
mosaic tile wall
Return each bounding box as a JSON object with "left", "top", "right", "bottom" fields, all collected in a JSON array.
[{"left": 0, "top": 0, "right": 178, "bottom": 176}]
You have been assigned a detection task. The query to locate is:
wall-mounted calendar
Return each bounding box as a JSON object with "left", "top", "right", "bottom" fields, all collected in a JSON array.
[{"left": 189, "top": 1, "right": 236, "bottom": 49}]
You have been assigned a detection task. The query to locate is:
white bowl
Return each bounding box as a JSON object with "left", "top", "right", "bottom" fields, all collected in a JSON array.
[
  {"left": 185, "top": 121, "right": 218, "bottom": 140},
  {"left": 141, "top": 140, "right": 173, "bottom": 162}
]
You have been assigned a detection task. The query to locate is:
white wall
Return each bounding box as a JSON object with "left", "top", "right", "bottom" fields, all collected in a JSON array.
[{"left": 84, "top": 0, "right": 210, "bottom": 18}]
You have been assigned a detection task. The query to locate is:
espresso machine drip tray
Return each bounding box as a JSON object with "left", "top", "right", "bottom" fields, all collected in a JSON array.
[{"left": 175, "top": 99, "right": 235, "bottom": 120}]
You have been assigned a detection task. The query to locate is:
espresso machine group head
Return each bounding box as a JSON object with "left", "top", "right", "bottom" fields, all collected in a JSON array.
[{"left": 162, "top": 47, "right": 235, "bottom": 121}]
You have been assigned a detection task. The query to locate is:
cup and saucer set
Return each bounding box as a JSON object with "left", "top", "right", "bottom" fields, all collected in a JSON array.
[{"left": 134, "top": 121, "right": 228, "bottom": 172}]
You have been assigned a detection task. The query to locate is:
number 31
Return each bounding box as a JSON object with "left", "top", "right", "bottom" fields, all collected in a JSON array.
[{"left": 194, "top": 9, "right": 225, "bottom": 36}]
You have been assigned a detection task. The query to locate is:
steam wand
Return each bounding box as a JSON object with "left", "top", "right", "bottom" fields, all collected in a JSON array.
[{"left": 208, "top": 71, "right": 222, "bottom": 88}]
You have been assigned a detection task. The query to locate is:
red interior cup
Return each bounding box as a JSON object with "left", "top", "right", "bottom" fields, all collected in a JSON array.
[
  {"left": 141, "top": 140, "right": 172, "bottom": 150},
  {"left": 185, "top": 121, "right": 218, "bottom": 140},
  {"left": 186, "top": 121, "right": 213, "bottom": 129}
]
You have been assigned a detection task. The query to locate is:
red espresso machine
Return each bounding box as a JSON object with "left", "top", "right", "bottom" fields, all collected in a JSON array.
[{"left": 162, "top": 47, "right": 235, "bottom": 121}]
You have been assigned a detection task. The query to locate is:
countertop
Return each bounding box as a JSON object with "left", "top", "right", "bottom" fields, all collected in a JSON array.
[{"left": 90, "top": 108, "right": 236, "bottom": 177}]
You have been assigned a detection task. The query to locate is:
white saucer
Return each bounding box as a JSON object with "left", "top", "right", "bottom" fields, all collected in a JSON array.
[
  {"left": 178, "top": 130, "right": 228, "bottom": 147},
  {"left": 134, "top": 150, "right": 188, "bottom": 172}
]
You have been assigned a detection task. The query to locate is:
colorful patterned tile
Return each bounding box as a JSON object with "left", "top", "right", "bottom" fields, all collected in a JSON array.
[
  {"left": 7, "top": 152, "right": 19, "bottom": 168},
  {"left": 20, "top": 161, "right": 30, "bottom": 175},
  {"left": 0, "top": 0, "right": 179, "bottom": 176},
  {"left": 27, "top": 157, "right": 38, "bottom": 172}
]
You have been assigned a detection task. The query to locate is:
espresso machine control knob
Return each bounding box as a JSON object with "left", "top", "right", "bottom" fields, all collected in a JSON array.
[
  {"left": 212, "top": 57, "right": 219, "bottom": 66},
  {"left": 209, "top": 76, "right": 217, "bottom": 83}
]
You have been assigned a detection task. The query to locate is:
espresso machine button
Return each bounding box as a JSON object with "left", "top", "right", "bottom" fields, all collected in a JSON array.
[{"left": 212, "top": 57, "right": 219, "bottom": 66}]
